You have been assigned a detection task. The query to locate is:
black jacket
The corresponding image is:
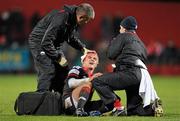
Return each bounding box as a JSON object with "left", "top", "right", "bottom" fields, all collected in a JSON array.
[
  {"left": 28, "top": 5, "right": 85, "bottom": 61},
  {"left": 107, "top": 32, "right": 148, "bottom": 69}
]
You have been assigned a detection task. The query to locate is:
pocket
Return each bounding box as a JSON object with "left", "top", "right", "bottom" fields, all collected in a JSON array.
[{"left": 36, "top": 53, "right": 52, "bottom": 66}]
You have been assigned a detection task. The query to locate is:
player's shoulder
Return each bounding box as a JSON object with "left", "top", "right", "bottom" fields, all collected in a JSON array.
[
  {"left": 68, "top": 66, "right": 82, "bottom": 75},
  {"left": 72, "top": 66, "right": 82, "bottom": 70},
  {"left": 116, "top": 32, "right": 133, "bottom": 43}
]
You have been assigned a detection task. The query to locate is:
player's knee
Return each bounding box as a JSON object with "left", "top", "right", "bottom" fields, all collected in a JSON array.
[{"left": 81, "top": 83, "right": 92, "bottom": 89}]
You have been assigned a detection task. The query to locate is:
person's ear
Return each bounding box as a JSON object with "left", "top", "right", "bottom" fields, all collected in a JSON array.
[
  {"left": 79, "top": 16, "right": 84, "bottom": 20},
  {"left": 80, "top": 15, "right": 87, "bottom": 19}
]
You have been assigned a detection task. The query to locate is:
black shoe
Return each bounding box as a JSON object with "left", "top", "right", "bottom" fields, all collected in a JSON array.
[
  {"left": 111, "top": 107, "right": 127, "bottom": 116},
  {"left": 153, "top": 99, "right": 163, "bottom": 117},
  {"left": 76, "top": 108, "right": 88, "bottom": 117}
]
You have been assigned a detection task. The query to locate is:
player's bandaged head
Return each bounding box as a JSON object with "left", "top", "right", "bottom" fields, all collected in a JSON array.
[
  {"left": 121, "top": 16, "right": 137, "bottom": 30},
  {"left": 81, "top": 51, "right": 98, "bottom": 63}
]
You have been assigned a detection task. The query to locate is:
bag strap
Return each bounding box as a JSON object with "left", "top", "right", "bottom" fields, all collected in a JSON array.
[{"left": 31, "top": 92, "right": 48, "bottom": 114}]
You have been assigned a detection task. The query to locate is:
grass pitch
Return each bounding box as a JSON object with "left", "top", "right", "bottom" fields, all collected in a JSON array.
[{"left": 0, "top": 74, "right": 180, "bottom": 121}]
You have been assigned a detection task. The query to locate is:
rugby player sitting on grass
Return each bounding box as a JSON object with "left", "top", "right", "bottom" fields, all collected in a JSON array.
[{"left": 62, "top": 51, "right": 105, "bottom": 116}]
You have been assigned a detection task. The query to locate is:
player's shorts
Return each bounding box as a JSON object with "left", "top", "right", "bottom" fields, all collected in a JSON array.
[{"left": 64, "top": 95, "right": 77, "bottom": 115}]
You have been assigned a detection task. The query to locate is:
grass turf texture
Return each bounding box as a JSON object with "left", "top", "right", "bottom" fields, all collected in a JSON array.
[{"left": 0, "top": 74, "right": 180, "bottom": 121}]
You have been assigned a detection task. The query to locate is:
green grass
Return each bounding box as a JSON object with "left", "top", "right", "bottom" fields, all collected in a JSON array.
[{"left": 0, "top": 74, "right": 180, "bottom": 121}]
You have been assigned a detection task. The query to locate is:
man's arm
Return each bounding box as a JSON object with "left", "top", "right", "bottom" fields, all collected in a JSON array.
[
  {"left": 68, "top": 78, "right": 89, "bottom": 88},
  {"left": 68, "top": 72, "right": 102, "bottom": 88},
  {"left": 67, "top": 34, "right": 85, "bottom": 53},
  {"left": 67, "top": 66, "right": 89, "bottom": 88},
  {"left": 41, "top": 13, "right": 67, "bottom": 61},
  {"left": 107, "top": 34, "right": 125, "bottom": 60}
]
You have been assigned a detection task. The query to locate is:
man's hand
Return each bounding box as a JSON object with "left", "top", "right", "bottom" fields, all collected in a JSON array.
[
  {"left": 58, "top": 56, "right": 68, "bottom": 67},
  {"left": 83, "top": 47, "right": 89, "bottom": 54},
  {"left": 89, "top": 72, "right": 103, "bottom": 82},
  {"left": 83, "top": 47, "right": 95, "bottom": 54},
  {"left": 93, "top": 73, "right": 103, "bottom": 78}
]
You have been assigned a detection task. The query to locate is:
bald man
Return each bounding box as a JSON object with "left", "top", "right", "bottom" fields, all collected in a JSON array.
[{"left": 28, "top": 3, "right": 95, "bottom": 93}]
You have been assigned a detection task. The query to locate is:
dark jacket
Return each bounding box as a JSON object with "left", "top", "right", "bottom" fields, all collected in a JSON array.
[
  {"left": 28, "top": 5, "right": 85, "bottom": 61},
  {"left": 107, "top": 32, "right": 148, "bottom": 69}
]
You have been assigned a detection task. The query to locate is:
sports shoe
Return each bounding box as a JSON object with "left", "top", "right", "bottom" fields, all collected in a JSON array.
[
  {"left": 153, "top": 99, "right": 163, "bottom": 117},
  {"left": 75, "top": 108, "right": 88, "bottom": 116},
  {"left": 111, "top": 106, "right": 127, "bottom": 116},
  {"left": 89, "top": 110, "right": 101, "bottom": 116}
]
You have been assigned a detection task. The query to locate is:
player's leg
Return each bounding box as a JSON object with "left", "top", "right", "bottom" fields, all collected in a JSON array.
[{"left": 72, "top": 82, "right": 92, "bottom": 116}]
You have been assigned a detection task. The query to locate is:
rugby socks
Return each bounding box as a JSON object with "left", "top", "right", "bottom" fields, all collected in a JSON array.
[
  {"left": 77, "top": 86, "right": 91, "bottom": 109},
  {"left": 114, "top": 99, "right": 123, "bottom": 110}
]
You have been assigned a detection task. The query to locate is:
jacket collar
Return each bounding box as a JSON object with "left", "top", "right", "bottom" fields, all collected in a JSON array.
[{"left": 63, "top": 5, "right": 78, "bottom": 28}]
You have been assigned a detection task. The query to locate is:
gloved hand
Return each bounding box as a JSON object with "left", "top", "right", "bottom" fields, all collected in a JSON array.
[
  {"left": 58, "top": 53, "right": 68, "bottom": 67},
  {"left": 59, "top": 56, "right": 68, "bottom": 67},
  {"left": 83, "top": 47, "right": 89, "bottom": 54},
  {"left": 56, "top": 49, "right": 68, "bottom": 67},
  {"left": 83, "top": 47, "right": 95, "bottom": 54}
]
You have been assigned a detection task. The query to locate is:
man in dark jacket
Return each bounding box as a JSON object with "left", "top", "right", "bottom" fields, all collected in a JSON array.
[
  {"left": 92, "top": 16, "right": 163, "bottom": 116},
  {"left": 28, "top": 3, "right": 95, "bottom": 93}
]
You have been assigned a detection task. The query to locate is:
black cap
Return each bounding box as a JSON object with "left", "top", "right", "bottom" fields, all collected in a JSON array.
[{"left": 120, "top": 16, "right": 137, "bottom": 30}]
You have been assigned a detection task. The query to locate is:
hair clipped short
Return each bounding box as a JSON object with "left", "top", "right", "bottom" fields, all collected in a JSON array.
[
  {"left": 81, "top": 51, "right": 98, "bottom": 63},
  {"left": 76, "top": 3, "right": 95, "bottom": 19}
]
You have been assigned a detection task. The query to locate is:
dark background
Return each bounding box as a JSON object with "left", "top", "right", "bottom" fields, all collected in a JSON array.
[{"left": 0, "top": 0, "right": 179, "bottom": 75}]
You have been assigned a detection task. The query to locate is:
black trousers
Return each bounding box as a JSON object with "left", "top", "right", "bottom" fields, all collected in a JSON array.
[
  {"left": 30, "top": 49, "right": 69, "bottom": 94},
  {"left": 92, "top": 66, "right": 154, "bottom": 116}
]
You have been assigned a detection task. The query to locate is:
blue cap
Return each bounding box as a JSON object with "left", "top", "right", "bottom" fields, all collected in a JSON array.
[{"left": 120, "top": 16, "right": 137, "bottom": 30}]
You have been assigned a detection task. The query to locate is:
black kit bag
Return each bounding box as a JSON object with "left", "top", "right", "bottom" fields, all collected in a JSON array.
[{"left": 14, "top": 91, "right": 63, "bottom": 115}]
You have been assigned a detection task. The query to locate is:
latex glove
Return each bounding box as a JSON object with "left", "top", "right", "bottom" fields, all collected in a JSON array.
[
  {"left": 83, "top": 47, "right": 89, "bottom": 54},
  {"left": 58, "top": 56, "right": 68, "bottom": 67},
  {"left": 112, "top": 64, "right": 116, "bottom": 68},
  {"left": 83, "top": 47, "right": 96, "bottom": 54}
]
